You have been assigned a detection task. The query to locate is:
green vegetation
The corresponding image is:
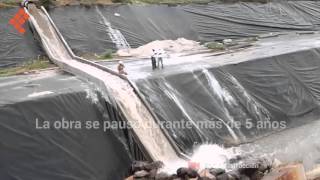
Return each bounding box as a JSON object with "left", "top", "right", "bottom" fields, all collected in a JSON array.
[
  {"left": 119, "top": 0, "right": 211, "bottom": 4},
  {"left": 0, "top": 0, "right": 53, "bottom": 7},
  {"left": 98, "top": 49, "right": 115, "bottom": 60},
  {"left": 0, "top": 57, "right": 55, "bottom": 77},
  {"left": 0, "top": 0, "right": 20, "bottom": 7},
  {"left": 205, "top": 42, "right": 225, "bottom": 51}
]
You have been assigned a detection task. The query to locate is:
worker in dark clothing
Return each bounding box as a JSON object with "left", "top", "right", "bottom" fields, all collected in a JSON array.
[{"left": 151, "top": 49, "right": 157, "bottom": 70}]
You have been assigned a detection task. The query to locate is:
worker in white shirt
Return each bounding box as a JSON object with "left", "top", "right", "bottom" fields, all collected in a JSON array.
[
  {"left": 117, "top": 61, "right": 128, "bottom": 75},
  {"left": 157, "top": 48, "right": 164, "bottom": 69}
]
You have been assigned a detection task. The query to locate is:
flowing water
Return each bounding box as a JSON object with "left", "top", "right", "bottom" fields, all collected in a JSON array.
[
  {"left": 202, "top": 69, "right": 241, "bottom": 143},
  {"left": 26, "top": 4, "right": 320, "bottom": 175},
  {"left": 95, "top": 6, "right": 131, "bottom": 50},
  {"left": 27, "top": 5, "right": 180, "bottom": 163}
]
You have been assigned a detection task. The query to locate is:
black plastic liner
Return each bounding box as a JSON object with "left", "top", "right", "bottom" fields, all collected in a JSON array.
[
  {"left": 181, "top": 1, "right": 320, "bottom": 41},
  {"left": 48, "top": 6, "right": 116, "bottom": 55},
  {"left": 0, "top": 72, "right": 138, "bottom": 180},
  {"left": 134, "top": 47, "right": 320, "bottom": 154},
  {"left": 96, "top": 5, "right": 200, "bottom": 48},
  {"left": 49, "top": 1, "right": 320, "bottom": 52},
  {"left": 0, "top": 8, "right": 44, "bottom": 68},
  {"left": 3, "top": 1, "right": 320, "bottom": 67}
]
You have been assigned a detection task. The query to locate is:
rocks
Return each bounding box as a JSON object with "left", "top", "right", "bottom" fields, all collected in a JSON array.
[
  {"left": 239, "top": 175, "right": 250, "bottom": 180},
  {"left": 126, "top": 158, "right": 276, "bottom": 180},
  {"left": 227, "top": 170, "right": 241, "bottom": 179},
  {"left": 229, "top": 155, "right": 243, "bottom": 164},
  {"left": 132, "top": 161, "right": 164, "bottom": 173},
  {"left": 199, "top": 169, "right": 216, "bottom": 180},
  {"left": 177, "top": 167, "right": 199, "bottom": 179},
  {"left": 237, "top": 158, "right": 272, "bottom": 179},
  {"left": 145, "top": 161, "right": 164, "bottom": 171},
  {"left": 307, "top": 166, "right": 320, "bottom": 180},
  {"left": 238, "top": 167, "right": 259, "bottom": 177},
  {"left": 155, "top": 172, "right": 172, "bottom": 180},
  {"left": 132, "top": 161, "right": 149, "bottom": 173},
  {"left": 216, "top": 173, "right": 235, "bottom": 180},
  {"left": 262, "top": 163, "right": 307, "bottom": 180},
  {"left": 134, "top": 170, "right": 150, "bottom": 178},
  {"left": 209, "top": 168, "right": 226, "bottom": 176},
  {"left": 257, "top": 158, "right": 272, "bottom": 173},
  {"left": 272, "top": 159, "right": 282, "bottom": 168},
  {"left": 251, "top": 171, "right": 264, "bottom": 180},
  {"left": 149, "top": 169, "right": 159, "bottom": 179},
  {"left": 129, "top": 161, "right": 165, "bottom": 180}
]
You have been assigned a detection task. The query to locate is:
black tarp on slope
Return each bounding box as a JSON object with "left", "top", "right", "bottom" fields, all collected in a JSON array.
[
  {"left": 0, "top": 73, "right": 133, "bottom": 180},
  {"left": 96, "top": 5, "right": 200, "bottom": 48},
  {"left": 48, "top": 6, "right": 116, "bottom": 55},
  {"left": 134, "top": 47, "right": 320, "bottom": 154},
  {"left": 49, "top": 5, "right": 199, "bottom": 51},
  {"left": 3, "top": 1, "right": 320, "bottom": 67},
  {"left": 49, "top": 1, "right": 320, "bottom": 53},
  {"left": 181, "top": 1, "right": 320, "bottom": 41},
  {"left": 0, "top": 8, "right": 44, "bottom": 68}
]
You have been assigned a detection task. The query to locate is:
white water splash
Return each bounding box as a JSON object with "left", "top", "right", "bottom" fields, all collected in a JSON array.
[
  {"left": 161, "top": 80, "right": 207, "bottom": 139},
  {"left": 161, "top": 144, "right": 242, "bottom": 174},
  {"left": 95, "top": 6, "right": 131, "bottom": 50},
  {"left": 191, "top": 144, "right": 242, "bottom": 170},
  {"left": 226, "top": 73, "right": 270, "bottom": 122},
  {"left": 202, "top": 69, "right": 236, "bottom": 106},
  {"left": 28, "top": 91, "right": 53, "bottom": 97},
  {"left": 202, "top": 69, "right": 241, "bottom": 142},
  {"left": 85, "top": 87, "right": 99, "bottom": 104}
]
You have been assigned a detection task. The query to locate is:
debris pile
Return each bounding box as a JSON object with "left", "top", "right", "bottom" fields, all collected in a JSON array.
[
  {"left": 125, "top": 158, "right": 273, "bottom": 180},
  {"left": 263, "top": 163, "right": 307, "bottom": 180},
  {"left": 126, "top": 160, "right": 320, "bottom": 180},
  {"left": 117, "top": 38, "right": 205, "bottom": 58}
]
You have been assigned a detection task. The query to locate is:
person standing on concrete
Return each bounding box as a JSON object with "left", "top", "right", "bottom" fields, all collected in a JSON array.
[
  {"left": 157, "top": 48, "right": 165, "bottom": 69},
  {"left": 117, "top": 61, "right": 128, "bottom": 75},
  {"left": 151, "top": 49, "right": 157, "bottom": 70}
]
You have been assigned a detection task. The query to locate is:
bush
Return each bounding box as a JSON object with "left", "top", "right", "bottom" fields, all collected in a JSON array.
[
  {"left": 99, "top": 49, "right": 114, "bottom": 59},
  {"left": 205, "top": 42, "right": 225, "bottom": 51},
  {"left": 0, "top": 57, "right": 53, "bottom": 77}
]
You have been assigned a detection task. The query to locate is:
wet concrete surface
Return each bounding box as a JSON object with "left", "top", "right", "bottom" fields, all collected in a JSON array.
[
  {"left": 98, "top": 32, "right": 320, "bottom": 81},
  {"left": 97, "top": 31, "right": 320, "bottom": 171},
  {"left": 0, "top": 70, "right": 87, "bottom": 105}
]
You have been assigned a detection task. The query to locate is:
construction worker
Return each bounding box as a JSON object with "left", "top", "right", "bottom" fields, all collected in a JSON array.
[
  {"left": 117, "top": 61, "right": 127, "bottom": 75},
  {"left": 157, "top": 48, "right": 165, "bottom": 69},
  {"left": 151, "top": 49, "right": 157, "bottom": 70}
]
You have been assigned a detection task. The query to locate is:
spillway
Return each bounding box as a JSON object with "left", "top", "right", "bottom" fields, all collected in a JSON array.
[{"left": 4, "top": 2, "right": 320, "bottom": 177}]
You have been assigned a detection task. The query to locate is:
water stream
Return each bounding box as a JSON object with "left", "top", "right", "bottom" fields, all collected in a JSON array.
[{"left": 95, "top": 6, "right": 131, "bottom": 50}]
